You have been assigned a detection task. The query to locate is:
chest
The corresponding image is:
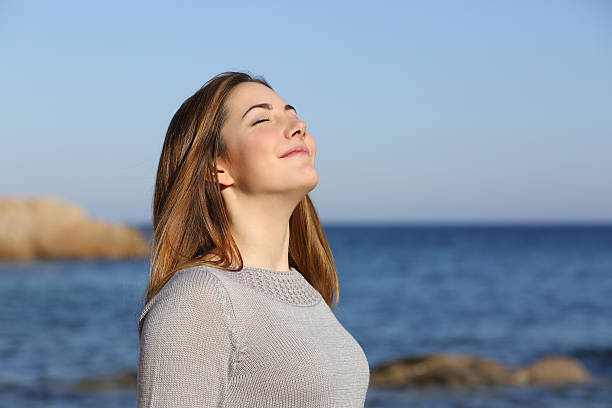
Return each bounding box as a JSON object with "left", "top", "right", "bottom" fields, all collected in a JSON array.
[{"left": 229, "top": 297, "right": 370, "bottom": 406}]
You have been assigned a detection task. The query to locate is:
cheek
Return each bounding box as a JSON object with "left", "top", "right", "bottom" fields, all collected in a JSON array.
[
  {"left": 248, "top": 128, "right": 278, "bottom": 155},
  {"left": 306, "top": 134, "right": 316, "bottom": 157},
  {"left": 235, "top": 130, "right": 278, "bottom": 172},
  {"left": 233, "top": 129, "right": 275, "bottom": 158}
]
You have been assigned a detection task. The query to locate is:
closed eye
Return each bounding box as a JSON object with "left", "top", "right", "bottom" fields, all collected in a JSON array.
[{"left": 252, "top": 118, "right": 269, "bottom": 126}]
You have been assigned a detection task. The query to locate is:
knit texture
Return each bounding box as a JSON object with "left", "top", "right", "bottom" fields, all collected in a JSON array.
[{"left": 137, "top": 263, "right": 371, "bottom": 407}]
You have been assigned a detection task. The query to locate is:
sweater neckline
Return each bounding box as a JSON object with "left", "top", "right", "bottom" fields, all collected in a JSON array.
[
  {"left": 206, "top": 264, "right": 322, "bottom": 306},
  {"left": 234, "top": 265, "right": 300, "bottom": 276}
]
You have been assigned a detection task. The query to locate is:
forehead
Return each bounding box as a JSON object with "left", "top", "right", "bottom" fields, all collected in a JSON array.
[{"left": 225, "top": 82, "right": 283, "bottom": 115}]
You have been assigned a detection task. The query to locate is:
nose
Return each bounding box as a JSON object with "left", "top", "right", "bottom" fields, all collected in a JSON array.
[{"left": 287, "top": 118, "right": 306, "bottom": 139}]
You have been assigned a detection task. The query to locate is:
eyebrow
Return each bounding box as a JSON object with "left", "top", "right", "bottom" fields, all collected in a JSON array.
[{"left": 241, "top": 103, "right": 297, "bottom": 121}]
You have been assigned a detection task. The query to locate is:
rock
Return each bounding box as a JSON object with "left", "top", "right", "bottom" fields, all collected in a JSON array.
[
  {"left": 369, "top": 353, "right": 512, "bottom": 388},
  {"left": 509, "top": 355, "right": 591, "bottom": 385},
  {"left": 73, "top": 370, "right": 137, "bottom": 391},
  {"left": 370, "top": 353, "right": 593, "bottom": 388},
  {"left": 0, "top": 195, "right": 149, "bottom": 260}
]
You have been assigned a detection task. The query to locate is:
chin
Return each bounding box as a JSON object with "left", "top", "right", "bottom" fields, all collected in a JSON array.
[
  {"left": 288, "top": 172, "right": 318, "bottom": 195},
  {"left": 303, "top": 168, "right": 319, "bottom": 190}
]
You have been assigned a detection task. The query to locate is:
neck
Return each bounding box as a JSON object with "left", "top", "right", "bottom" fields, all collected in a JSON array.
[{"left": 224, "top": 191, "right": 300, "bottom": 272}]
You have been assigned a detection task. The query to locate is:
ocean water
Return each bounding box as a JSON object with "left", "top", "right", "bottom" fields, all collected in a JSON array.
[{"left": 1, "top": 225, "right": 611, "bottom": 407}]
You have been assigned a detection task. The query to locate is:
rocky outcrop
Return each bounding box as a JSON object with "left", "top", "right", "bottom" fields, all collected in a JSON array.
[
  {"left": 370, "top": 353, "right": 592, "bottom": 388},
  {"left": 508, "top": 355, "right": 592, "bottom": 385},
  {"left": 73, "top": 370, "right": 137, "bottom": 391},
  {"left": 0, "top": 195, "right": 149, "bottom": 260}
]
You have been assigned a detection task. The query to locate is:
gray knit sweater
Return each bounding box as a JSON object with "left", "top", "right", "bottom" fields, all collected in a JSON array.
[{"left": 137, "top": 263, "right": 370, "bottom": 407}]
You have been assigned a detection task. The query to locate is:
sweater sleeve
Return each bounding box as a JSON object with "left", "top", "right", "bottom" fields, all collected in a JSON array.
[{"left": 137, "top": 269, "right": 236, "bottom": 408}]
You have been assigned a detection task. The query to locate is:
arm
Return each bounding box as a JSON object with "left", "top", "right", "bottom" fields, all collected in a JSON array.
[{"left": 137, "top": 270, "right": 235, "bottom": 407}]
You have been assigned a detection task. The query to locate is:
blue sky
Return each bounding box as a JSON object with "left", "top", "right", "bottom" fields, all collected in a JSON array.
[{"left": 1, "top": 0, "right": 610, "bottom": 224}]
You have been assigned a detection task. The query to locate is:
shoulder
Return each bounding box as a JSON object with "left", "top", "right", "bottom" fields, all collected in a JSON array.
[
  {"left": 158, "top": 264, "right": 228, "bottom": 300},
  {"left": 138, "top": 265, "right": 233, "bottom": 337}
]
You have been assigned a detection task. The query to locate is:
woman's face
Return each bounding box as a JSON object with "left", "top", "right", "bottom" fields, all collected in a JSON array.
[{"left": 219, "top": 82, "right": 318, "bottom": 197}]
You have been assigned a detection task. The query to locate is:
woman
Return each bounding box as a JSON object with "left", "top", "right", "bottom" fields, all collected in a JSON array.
[{"left": 137, "top": 71, "right": 370, "bottom": 407}]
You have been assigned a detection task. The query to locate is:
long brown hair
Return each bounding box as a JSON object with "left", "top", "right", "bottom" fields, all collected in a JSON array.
[{"left": 142, "top": 71, "right": 340, "bottom": 311}]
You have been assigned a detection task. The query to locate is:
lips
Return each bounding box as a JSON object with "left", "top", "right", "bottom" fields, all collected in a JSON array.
[{"left": 280, "top": 146, "right": 309, "bottom": 158}]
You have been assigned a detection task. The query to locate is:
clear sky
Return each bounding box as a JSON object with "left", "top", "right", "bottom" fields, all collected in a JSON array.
[{"left": 1, "top": 0, "right": 610, "bottom": 225}]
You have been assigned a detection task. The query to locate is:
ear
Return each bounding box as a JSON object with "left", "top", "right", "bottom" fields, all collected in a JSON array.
[{"left": 207, "top": 157, "right": 235, "bottom": 187}]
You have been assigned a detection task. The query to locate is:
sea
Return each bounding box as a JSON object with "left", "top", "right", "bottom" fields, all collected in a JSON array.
[{"left": 1, "top": 224, "right": 611, "bottom": 407}]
